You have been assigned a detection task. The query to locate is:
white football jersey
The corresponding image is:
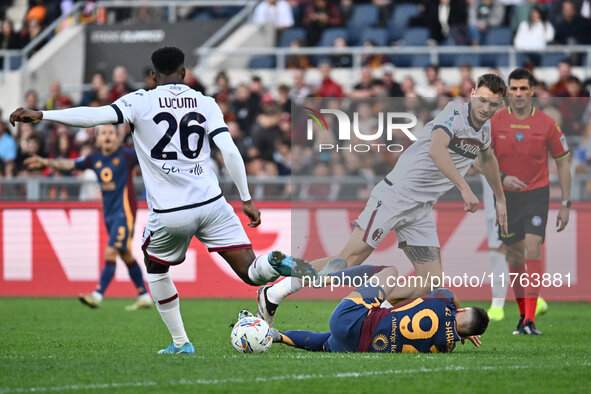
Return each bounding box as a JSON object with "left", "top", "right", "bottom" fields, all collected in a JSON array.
[
  {"left": 112, "top": 84, "right": 228, "bottom": 212},
  {"left": 386, "top": 101, "right": 491, "bottom": 203}
]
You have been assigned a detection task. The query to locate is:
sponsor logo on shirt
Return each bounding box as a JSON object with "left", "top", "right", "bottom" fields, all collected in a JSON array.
[{"left": 448, "top": 136, "right": 483, "bottom": 159}]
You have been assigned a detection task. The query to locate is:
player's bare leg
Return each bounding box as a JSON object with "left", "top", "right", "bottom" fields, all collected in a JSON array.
[
  {"left": 259, "top": 229, "right": 374, "bottom": 326},
  {"left": 119, "top": 250, "right": 152, "bottom": 311},
  {"left": 144, "top": 256, "right": 194, "bottom": 354},
  {"left": 384, "top": 245, "right": 442, "bottom": 303}
]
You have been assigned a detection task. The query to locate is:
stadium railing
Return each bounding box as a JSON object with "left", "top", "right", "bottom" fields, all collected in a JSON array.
[
  {"left": 2, "top": 175, "right": 589, "bottom": 202},
  {"left": 196, "top": 45, "right": 591, "bottom": 78}
]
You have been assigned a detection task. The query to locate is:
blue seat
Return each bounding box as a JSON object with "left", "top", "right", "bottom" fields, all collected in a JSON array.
[
  {"left": 9, "top": 56, "right": 22, "bottom": 70},
  {"left": 248, "top": 56, "right": 276, "bottom": 69},
  {"left": 400, "top": 27, "right": 430, "bottom": 46},
  {"left": 347, "top": 4, "right": 378, "bottom": 28},
  {"left": 318, "top": 27, "right": 348, "bottom": 47},
  {"left": 541, "top": 53, "right": 568, "bottom": 67},
  {"left": 388, "top": 3, "right": 420, "bottom": 42},
  {"left": 359, "top": 27, "right": 388, "bottom": 46},
  {"left": 278, "top": 28, "right": 306, "bottom": 47},
  {"left": 390, "top": 54, "right": 430, "bottom": 68},
  {"left": 453, "top": 53, "right": 481, "bottom": 67},
  {"left": 483, "top": 27, "right": 513, "bottom": 45}
]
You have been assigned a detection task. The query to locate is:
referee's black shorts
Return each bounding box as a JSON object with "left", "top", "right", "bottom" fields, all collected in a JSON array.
[{"left": 499, "top": 186, "right": 549, "bottom": 245}]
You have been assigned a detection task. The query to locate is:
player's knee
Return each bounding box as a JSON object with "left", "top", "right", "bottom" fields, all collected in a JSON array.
[
  {"left": 506, "top": 249, "right": 524, "bottom": 268},
  {"left": 105, "top": 247, "right": 118, "bottom": 261}
]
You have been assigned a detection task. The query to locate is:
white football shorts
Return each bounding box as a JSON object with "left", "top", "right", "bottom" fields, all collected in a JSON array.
[
  {"left": 141, "top": 195, "right": 251, "bottom": 265},
  {"left": 352, "top": 180, "right": 439, "bottom": 249}
]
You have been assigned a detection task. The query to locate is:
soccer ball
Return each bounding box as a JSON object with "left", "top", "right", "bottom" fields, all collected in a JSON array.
[{"left": 230, "top": 316, "right": 272, "bottom": 354}]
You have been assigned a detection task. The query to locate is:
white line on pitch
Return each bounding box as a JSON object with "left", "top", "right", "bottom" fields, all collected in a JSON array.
[{"left": 0, "top": 365, "right": 532, "bottom": 393}]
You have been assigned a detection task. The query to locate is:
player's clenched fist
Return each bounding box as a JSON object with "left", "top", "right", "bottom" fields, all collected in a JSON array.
[
  {"left": 242, "top": 200, "right": 261, "bottom": 228},
  {"left": 461, "top": 188, "right": 479, "bottom": 213},
  {"left": 9, "top": 107, "right": 43, "bottom": 126}
]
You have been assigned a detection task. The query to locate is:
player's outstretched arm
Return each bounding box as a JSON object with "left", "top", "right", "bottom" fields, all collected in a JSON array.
[
  {"left": 24, "top": 154, "right": 75, "bottom": 172},
  {"left": 212, "top": 132, "right": 260, "bottom": 227},
  {"left": 10, "top": 106, "right": 118, "bottom": 128},
  {"left": 479, "top": 149, "right": 508, "bottom": 234},
  {"left": 429, "top": 128, "right": 479, "bottom": 212}
]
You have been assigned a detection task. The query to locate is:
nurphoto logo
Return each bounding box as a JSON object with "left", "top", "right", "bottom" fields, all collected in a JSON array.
[{"left": 305, "top": 106, "right": 418, "bottom": 153}]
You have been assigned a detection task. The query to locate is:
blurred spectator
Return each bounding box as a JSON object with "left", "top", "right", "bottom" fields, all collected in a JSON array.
[
  {"left": 350, "top": 67, "right": 377, "bottom": 98},
  {"left": 1, "top": 19, "right": 21, "bottom": 53},
  {"left": 302, "top": 0, "right": 343, "bottom": 46},
  {"left": 514, "top": 6, "right": 554, "bottom": 51},
  {"left": 469, "top": 0, "right": 505, "bottom": 45},
  {"left": 330, "top": 37, "right": 352, "bottom": 68},
  {"left": 0, "top": 120, "right": 17, "bottom": 177},
  {"left": 410, "top": 0, "right": 445, "bottom": 42},
  {"left": 286, "top": 39, "right": 311, "bottom": 69},
  {"left": 26, "top": 0, "right": 47, "bottom": 25},
  {"left": 550, "top": 58, "right": 573, "bottom": 97},
  {"left": 131, "top": 1, "right": 164, "bottom": 23},
  {"left": 20, "top": 18, "right": 46, "bottom": 56},
  {"left": 80, "top": 72, "right": 106, "bottom": 106},
  {"left": 510, "top": 0, "right": 536, "bottom": 30},
  {"left": 22, "top": 90, "right": 39, "bottom": 112},
  {"left": 15, "top": 132, "right": 45, "bottom": 176},
  {"left": 554, "top": 0, "right": 591, "bottom": 44},
  {"left": 250, "top": 104, "right": 282, "bottom": 162},
  {"left": 232, "top": 83, "right": 261, "bottom": 137},
  {"left": 557, "top": 76, "right": 589, "bottom": 135},
  {"left": 277, "top": 84, "right": 292, "bottom": 112},
  {"left": 450, "top": 63, "right": 475, "bottom": 97},
  {"left": 401, "top": 76, "right": 417, "bottom": 97},
  {"left": 445, "top": 0, "right": 471, "bottom": 45},
  {"left": 110, "top": 66, "right": 132, "bottom": 102},
  {"left": 383, "top": 66, "right": 403, "bottom": 97},
  {"left": 316, "top": 62, "right": 344, "bottom": 97},
  {"left": 184, "top": 68, "right": 207, "bottom": 95},
  {"left": 339, "top": 0, "right": 354, "bottom": 23},
  {"left": 44, "top": 81, "right": 69, "bottom": 110},
  {"left": 299, "top": 161, "right": 339, "bottom": 201},
  {"left": 361, "top": 40, "right": 386, "bottom": 69},
  {"left": 290, "top": 69, "right": 311, "bottom": 98},
  {"left": 536, "top": 87, "right": 563, "bottom": 126},
  {"left": 250, "top": 75, "right": 265, "bottom": 107},
  {"left": 415, "top": 64, "right": 439, "bottom": 99},
  {"left": 373, "top": 0, "right": 393, "bottom": 27},
  {"left": 253, "top": 0, "right": 294, "bottom": 30},
  {"left": 213, "top": 71, "right": 232, "bottom": 102}
]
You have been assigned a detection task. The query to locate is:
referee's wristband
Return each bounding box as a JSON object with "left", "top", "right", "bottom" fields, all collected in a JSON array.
[{"left": 500, "top": 172, "right": 507, "bottom": 184}]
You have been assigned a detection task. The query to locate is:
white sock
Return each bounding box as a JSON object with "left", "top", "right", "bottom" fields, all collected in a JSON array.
[
  {"left": 267, "top": 277, "right": 302, "bottom": 304},
  {"left": 248, "top": 254, "right": 280, "bottom": 285},
  {"left": 147, "top": 272, "right": 189, "bottom": 347},
  {"left": 490, "top": 251, "right": 509, "bottom": 308}
]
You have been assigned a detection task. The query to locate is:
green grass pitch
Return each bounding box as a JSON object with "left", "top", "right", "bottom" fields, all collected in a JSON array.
[{"left": 0, "top": 298, "right": 590, "bottom": 393}]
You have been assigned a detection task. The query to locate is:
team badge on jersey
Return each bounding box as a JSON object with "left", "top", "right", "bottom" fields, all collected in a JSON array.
[
  {"left": 532, "top": 216, "right": 542, "bottom": 226},
  {"left": 112, "top": 157, "right": 120, "bottom": 166},
  {"left": 515, "top": 132, "right": 525, "bottom": 142},
  {"left": 372, "top": 228, "right": 384, "bottom": 242},
  {"left": 560, "top": 135, "right": 568, "bottom": 151},
  {"left": 95, "top": 160, "right": 102, "bottom": 168}
]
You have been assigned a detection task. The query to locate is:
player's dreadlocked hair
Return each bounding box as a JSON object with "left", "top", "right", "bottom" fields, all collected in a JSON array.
[
  {"left": 476, "top": 73, "right": 507, "bottom": 97},
  {"left": 508, "top": 67, "right": 537, "bottom": 88},
  {"left": 466, "top": 307, "right": 490, "bottom": 336},
  {"left": 151, "top": 46, "right": 185, "bottom": 76}
]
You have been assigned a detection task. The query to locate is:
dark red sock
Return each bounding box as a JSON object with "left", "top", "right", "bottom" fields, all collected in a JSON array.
[
  {"left": 509, "top": 264, "right": 526, "bottom": 316},
  {"left": 524, "top": 259, "right": 542, "bottom": 323}
]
